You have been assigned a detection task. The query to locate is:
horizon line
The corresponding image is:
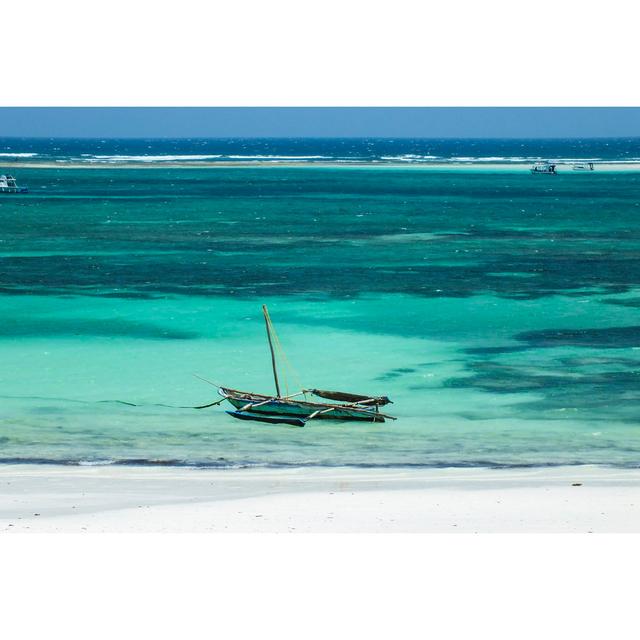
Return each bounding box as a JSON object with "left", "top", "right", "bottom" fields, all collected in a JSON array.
[{"left": 2, "top": 135, "right": 640, "bottom": 141}]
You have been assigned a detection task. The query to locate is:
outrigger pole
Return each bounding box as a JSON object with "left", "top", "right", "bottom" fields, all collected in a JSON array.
[{"left": 262, "top": 305, "right": 282, "bottom": 398}]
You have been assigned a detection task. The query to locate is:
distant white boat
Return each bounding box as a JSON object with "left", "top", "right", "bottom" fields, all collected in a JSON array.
[
  {"left": 0, "top": 174, "right": 28, "bottom": 193},
  {"left": 572, "top": 162, "right": 594, "bottom": 171},
  {"left": 530, "top": 162, "right": 557, "bottom": 175}
]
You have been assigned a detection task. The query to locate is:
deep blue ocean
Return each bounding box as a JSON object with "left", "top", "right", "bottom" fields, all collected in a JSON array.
[
  {"left": 1, "top": 136, "right": 639, "bottom": 164},
  {"left": 1, "top": 137, "right": 640, "bottom": 469}
]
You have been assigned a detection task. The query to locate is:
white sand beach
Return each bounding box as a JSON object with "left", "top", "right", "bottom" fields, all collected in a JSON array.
[{"left": 1, "top": 464, "right": 639, "bottom": 533}]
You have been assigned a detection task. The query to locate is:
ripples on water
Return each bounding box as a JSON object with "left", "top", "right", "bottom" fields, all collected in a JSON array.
[{"left": 1, "top": 154, "right": 640, "bottom": 468}]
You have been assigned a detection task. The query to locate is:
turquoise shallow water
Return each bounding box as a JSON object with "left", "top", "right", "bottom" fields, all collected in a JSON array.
[{"left": 1, "top": 165, "right": 640, "bottom": 468}]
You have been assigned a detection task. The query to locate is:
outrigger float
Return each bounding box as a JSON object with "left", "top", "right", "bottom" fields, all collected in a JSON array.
[{"left": 216, "top": 305, "right": 395, "bottom": 427}]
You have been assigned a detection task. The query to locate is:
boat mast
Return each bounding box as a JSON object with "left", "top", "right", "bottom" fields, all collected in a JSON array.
[{"left": 262, "top": 305, "right": 281, "bottom": 398}]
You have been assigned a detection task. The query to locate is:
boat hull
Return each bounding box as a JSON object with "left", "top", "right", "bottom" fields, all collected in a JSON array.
[{"left": 220, "top": 387, "right": 386, "bottom": 423}]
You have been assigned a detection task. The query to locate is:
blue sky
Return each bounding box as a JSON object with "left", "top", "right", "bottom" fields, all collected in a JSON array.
[{"left": 0, "top": 107, "right": 638, "bottom": 138}]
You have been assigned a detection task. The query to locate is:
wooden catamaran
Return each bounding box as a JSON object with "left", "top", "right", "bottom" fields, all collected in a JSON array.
[{"left": 217, "top": 305, "right": 395, "bottom": 427}]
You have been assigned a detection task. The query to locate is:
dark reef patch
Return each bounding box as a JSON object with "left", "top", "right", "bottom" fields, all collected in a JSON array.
[
  {"left": 3, "top": 161, "right": 640, "bottom": 307},
  {"left": 515, "top": 326, "right": 640, "bottom": 349},
  {"left": 443, "top": 357, "right": 640, "bottom": 421},
  {"left": 445, "top": 361, "right": 640, "bottom": 394},
  {"left": 559, "top": 355, "right": 640, "bottom": 368},
  {"left": 375, "top": 367, "right": 417, "bottom": 381},
  {"left": 0, "top": 317, "right": 197, "bottom": 340},
  {"left": 464, "top": 345, "right": 531, "bottom": 356},
  {"left": 0, "top": 286, "right": 163, "bottom": 300},
  {"left": 602, "top": 297, "right": 640, "bottom": 308}
]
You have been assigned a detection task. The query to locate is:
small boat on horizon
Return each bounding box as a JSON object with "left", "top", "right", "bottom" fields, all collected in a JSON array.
[
  {"left": 213, "top": 305, "right": 396, "bottom": 427},
  {"left": 0, "top": 174, "right": 28, "bottom": 193},
  {"left": 572, "top": 162, "right": 595, "bottom": 171},
  {"left": 530, "top": 162, "right": 557, "bottom": 175}
]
